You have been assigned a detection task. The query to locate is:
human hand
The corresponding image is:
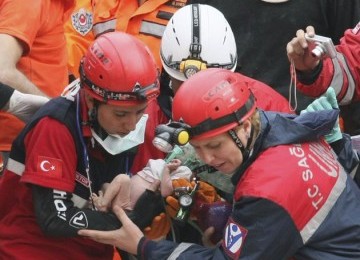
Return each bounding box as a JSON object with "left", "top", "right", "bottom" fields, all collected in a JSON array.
[
  {"left": 286, "top": 25, "right": 321, "bottom": 72},
  {"left": 301, "top": 87, "right": 341, "bottom": 143},
  {"left": 202, "top": 226, "right": 217, "bottom": 248},
  {"left": 7, "top": 90, "right": 49, "bottom": 122},
  {"left": 143, "top": 212, "right": 171, "bottom": 240},
  {"left": 91, "top": 191, "right": 109, "bottom": 212},
  {"left": 165, "top": 179, "right": 221, "bottom": 218},
  {"left": 78, "top": 206, "right": 143, "bottom": 255}
]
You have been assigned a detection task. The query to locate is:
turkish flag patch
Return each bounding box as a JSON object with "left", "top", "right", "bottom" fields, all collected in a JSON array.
[{"left": 37, "top": 156, "right": 63, "bottom": 178}]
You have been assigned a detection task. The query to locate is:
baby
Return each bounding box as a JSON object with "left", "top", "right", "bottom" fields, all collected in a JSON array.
[{"left": 92, "top": 158, "right": 193, "bottom": 212}]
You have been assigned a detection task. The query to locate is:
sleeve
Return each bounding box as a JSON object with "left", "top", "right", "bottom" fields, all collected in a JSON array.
[
  {"left": 0, "top": 82, "right": 14, "bottom": 110},
  {"left": 32, "top": 185, "right": 121, "bottom": 237},
  {"left": 32, "top": 185, "right": 165, "bottom": 237},
  {"left": 226, "top": 197, "right": 303, "bottom": 259},
  {"left": 138, "top": 197, "right": 303, "bottom": 260},
  {"left": 297, "top": 27, "right": 360, "bottom": 104},
  {"left": 331, "top": 133, "right": 360, "bottom": 186},
  {"left": 21, "top": 117, "right": 78, "bottom": 192},
  {"left": 0, "top": 0, "right": 43, "bottom": 54}
]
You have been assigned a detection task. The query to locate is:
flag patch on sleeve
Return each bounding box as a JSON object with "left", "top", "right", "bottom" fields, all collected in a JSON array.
[{"left": 37, "top": 156, "right": 63, "bottom": 178}]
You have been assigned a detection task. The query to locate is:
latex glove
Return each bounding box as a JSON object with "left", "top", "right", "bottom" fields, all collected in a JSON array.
[
  {"left": 7, "top": 90, "right": 49, "bottom": 122},
  {"left": 165, "top": 179, "right": 195, "bottom": 218},
  {"left": 165, "top": 195, "right": 181, "bottom": 218},
  {"left": 300, "top": 87, "right": 341, "bottom": 143},
  {"left": 165, "top": 179, "right": 221, "bottom": 218},
  {"left": 143, "top": 212, "right": 170, "bottom": 240}
]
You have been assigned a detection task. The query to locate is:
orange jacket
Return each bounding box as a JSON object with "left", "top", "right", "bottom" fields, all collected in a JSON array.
[
  {"left": 0, "top": 0, "right": 74, "bottom": 151},
  {"left": 65, "top": 0, "right": 188, "bottom": 78}
]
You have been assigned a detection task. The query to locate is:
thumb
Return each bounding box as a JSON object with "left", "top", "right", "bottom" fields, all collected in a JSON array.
[{"left": 325, "top": 87, "right": 339, "bottom": 109}]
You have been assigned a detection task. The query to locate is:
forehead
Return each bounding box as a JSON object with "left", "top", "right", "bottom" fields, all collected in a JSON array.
[
  {"left": 190, "top": 132, "right": 228, "bottom": 146},
  {"left": 103, "top": 101, "right": 148, "bottom": 113}
]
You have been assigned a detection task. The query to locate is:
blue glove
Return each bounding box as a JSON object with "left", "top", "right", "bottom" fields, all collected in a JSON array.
[{"left": 300, "top": 87, "right": 341, "bottom": 143}]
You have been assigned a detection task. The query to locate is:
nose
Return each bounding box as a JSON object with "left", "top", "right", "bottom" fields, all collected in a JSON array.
[
  {"left": 197, "top": 149, "right": 215, "bottom": 165},
  {"left": 123, "top": 114, "right": 138, "bottom": 132}
]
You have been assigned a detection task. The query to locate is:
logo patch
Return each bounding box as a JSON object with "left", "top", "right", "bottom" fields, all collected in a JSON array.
[
  {"left": 71, "top": 8, "right": 93, "bottom": 36},
  {"left": 168, "top": 0, "right": 186, "bottom": 8},
  {"left": 37, "top": 156, "right": 63, "bottom": 178},
  {"left": 222, "top": 218, "right": 248, "bottom": 259},
  {"left": 70, "top": 211, "right": 88, "bottom": 228},
  {"left": 76, "top": 172, "right": 90, "bottom": 187},
  {"left": 352, "top": 21, "right": 360, "bottom": 35}
]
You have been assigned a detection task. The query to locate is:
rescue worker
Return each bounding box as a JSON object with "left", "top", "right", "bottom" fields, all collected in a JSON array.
[
  {"left": 78, "top": 68, "right": 360, "bottom": 259},
  {"left": 286, "top": 23, "right": 360, "bottom": 135},
  {"left": 0, "top": 0, "right": 75, "bottom": 174},
  {"left": 0, "top": 32, "right": 164, "bottom": 259},
  {"left": 159, "top": 4, "right": 293, "bottom": 118},
  {"left": 64, "top": 0, "right": 190, "bottom": 178}
]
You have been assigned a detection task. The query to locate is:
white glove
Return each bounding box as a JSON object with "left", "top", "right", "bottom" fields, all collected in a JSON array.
[{"left": 7, "top": 90, "right": 49, "bottom": 122}]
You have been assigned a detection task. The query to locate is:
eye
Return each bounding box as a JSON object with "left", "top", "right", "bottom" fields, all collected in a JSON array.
[
  {"left": 208, "top": 142, "right": 221, "bottom": 149},
  {"left": 114, "top": 112, "right": 126, "bottom": 117}
]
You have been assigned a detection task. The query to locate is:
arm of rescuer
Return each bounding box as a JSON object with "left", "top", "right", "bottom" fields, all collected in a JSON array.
[
  {"left": 286, "top": 25, "right": 360, "bottom": 104},
  {"left": 24, "top": 117, "right": 120, "bottom": 236},
  {"left": 0, "top": 82, "right": 49, "bottom": 122},
  {"left": 300, "top": 87, "right": 360, "bottom": 185},
  {"left": 26, "top": 118, "right": 162, "bottom": 237}
]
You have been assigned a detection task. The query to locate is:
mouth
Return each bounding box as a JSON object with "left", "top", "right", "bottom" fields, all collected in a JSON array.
[{"left": 212, "top": 162, "right": 225, "bottom": 169}]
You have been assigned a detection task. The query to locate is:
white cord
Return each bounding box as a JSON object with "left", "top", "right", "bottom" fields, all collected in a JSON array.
[{"left": 289, "top": 59, "right": 298, "bottom": 112}]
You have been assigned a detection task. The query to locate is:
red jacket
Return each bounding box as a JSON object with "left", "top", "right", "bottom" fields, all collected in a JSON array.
[{"left": 296, "top": 24, "right": 360, "bottom": 105}]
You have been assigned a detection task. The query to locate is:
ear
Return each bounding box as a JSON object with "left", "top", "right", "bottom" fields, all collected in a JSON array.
[
  {"left": 242, "top": 119, "right": 252, "bottom": 138},
  {"left": 84, "top": 92, "right": 95, "bottom": 110}
]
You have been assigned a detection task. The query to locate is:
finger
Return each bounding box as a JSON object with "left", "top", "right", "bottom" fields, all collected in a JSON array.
[
  {"left": 318, "top": 97, "right": 332, "bottom": 110},
  {"left": 305, "top": 25, "right": 315, "bottom": 36},
  {"left": 325, "top": 87, "right": 339, "bottom": 108},
  {"left": 312, "top": 99, "right": 324, "bottom": 111},
  {"left": 202, "top": 226, "right": 216, "bottom": 247},
  {"left": 295, "top": 29, "right": 308, "bottom": 48},
  {"left": 166, "top": 196, "right": 180, "bottom": 207}
]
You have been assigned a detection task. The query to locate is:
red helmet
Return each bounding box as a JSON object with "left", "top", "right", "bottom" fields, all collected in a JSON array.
[
  {"left": 80, "top": 31, "right": 160, "bottom": 106},
  {"left": 172, "top": 68, "right": 257, "bottom": 140}
]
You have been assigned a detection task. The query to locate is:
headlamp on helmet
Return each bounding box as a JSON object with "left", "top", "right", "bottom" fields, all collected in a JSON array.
[
  {"left": 153, "top": 122, "right": 190, "bottom": 153},
  {"left": 160, "top": 4, "right": 238, "bottom": 82}
]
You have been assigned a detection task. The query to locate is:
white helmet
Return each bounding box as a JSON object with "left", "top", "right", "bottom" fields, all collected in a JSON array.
[{"left": 160, "top": 4, "right": 237, "bottom": 81}]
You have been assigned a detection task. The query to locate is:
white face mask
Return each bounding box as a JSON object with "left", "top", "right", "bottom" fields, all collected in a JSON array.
[{"left": 91, "top": 114, "right": 148, "bottom": 155}]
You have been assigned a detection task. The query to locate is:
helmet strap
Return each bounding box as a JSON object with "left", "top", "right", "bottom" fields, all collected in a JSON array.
[
  {"left": 88, "top": 102, "right": 107, "bottom": 140},
  {"left": 228, "top": 126, "right": 254, "bottom": 162}
]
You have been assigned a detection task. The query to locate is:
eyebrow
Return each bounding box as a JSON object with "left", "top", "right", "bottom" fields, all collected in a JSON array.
[{"left": 114, "top": 105, "right": 148, "bottom": 114}]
